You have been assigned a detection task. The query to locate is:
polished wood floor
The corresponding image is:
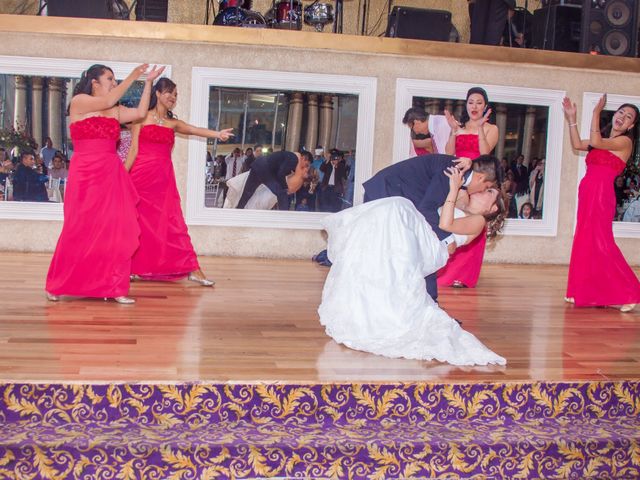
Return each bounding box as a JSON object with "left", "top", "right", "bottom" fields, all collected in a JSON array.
[{"left": 0, "top": 253, "right": 638, "bottom": 383}]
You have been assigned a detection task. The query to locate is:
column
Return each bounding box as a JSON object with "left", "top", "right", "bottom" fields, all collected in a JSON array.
[
  {"left": 284, "top": 92, "right": 303, "bottom": 152},
  {"left": 444, "top": 99, "right": 454, "bottom": 116},
  {"left": 13, "top": 75, "right": 28, "bottom": 131},
  {"left": 47, "top": 77, "right": 64, "bottom": 150},
  {"left": 521, "top": 106, "right": 537, "bottom": 166},
  {"left": 318, "top": 94, "right": 333, "bottom": 152},
  {"left": 31, "top": 76, "right": 44, "bottom": 146},
  {"left": 426, "top": 99, "right": 439, "bottom": 115},
  {"left": 454, "top": 99, "right": 465, "bottom": 120},
  {"left": 304, "top": 93, "right": 318, "bottom": 151},
  {"left": 495, "top": 103, "right": 508, "bottom": 161}
]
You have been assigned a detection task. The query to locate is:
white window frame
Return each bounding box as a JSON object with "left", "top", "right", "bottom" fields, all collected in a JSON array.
[
  {"left": 0, "top": 55, "right": 172, "bottom": 221},
  {"left": 578, "top": 92, "right": 640, "bottom": 239},
  {"left": 185, "top": 67, "right": 377, "bottom": 229},
  {"left": 393, "top": 78, "right": 565, "bottom": 237}
]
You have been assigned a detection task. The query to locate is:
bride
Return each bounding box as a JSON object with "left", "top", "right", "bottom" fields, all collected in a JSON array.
[{"left": 318, "top": 167, "right": 507, "bottom": 366}]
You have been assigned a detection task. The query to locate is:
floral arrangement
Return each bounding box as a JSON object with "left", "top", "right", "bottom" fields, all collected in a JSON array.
[{"left": 0, "top": 123, "right": 37, "bottom": 155}]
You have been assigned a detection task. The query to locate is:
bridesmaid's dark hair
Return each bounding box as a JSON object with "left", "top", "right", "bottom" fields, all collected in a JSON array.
[
  {"left": 599, "top": 103, "right": 639, "bottom": 140},
  {"left": 73, "top": 64, "right": 114, "bottom": 97},
  {"left": 67, "top": 64, "right": 114, "bottom": 115},
  {"left": 460, "top": 87, "right": 489, "bottom": 126},
  {"left": 150, "top": 77, "right": 177, "bottom": 119}
]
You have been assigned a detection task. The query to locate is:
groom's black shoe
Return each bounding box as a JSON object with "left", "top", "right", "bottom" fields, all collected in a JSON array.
[{"left": 312, "top": 249, "right": 332, "bottom": 267}]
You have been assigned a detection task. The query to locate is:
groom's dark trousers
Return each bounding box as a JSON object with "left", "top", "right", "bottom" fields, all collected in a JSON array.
[{"left": 362, "top": 154, "right": 468, "bottom": 302}]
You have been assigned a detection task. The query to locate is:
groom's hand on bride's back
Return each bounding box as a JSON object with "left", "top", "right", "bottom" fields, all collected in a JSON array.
[{"left": 452, "top": 156, "right": 472, "bottom": 172}]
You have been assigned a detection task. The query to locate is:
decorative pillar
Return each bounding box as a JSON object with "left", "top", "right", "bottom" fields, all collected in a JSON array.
[
  {"left": 426, "top": 99, "right": 439, "bottom": 115},
  {"left": 454, "top": 99, "right": 465, "bottom": 120},
  {"left": 495, "top": 103, "right": 508, "bottom": 161},
  {"left": 31, "top": 76, "right": 44, "bottom": 146},
  {"left": 284, "top": 92, "right": 303, "bottom": 152},
  {"left": 13, "top": 75, "right": 28, "bottom": 132},
  {"left": 318, "top": 94, "right": 333, "bottom": 152},
  {"left": 537, "top": 128, "right": 547, "bottom": 158},
  {"left": 47, "top": 77, "right": 64, "bottom": 150},
  {"left": 444, "top": 99, "right": 454, "bottom": 116},
  {"left": 330, "top": 96, "right": 339, "bottom": 150},
  {"left": 521, "top": 106, "right": 537, "bottom": 166},
  {"left": 304, "top": 93, "right": 318, "bottom": 151}
]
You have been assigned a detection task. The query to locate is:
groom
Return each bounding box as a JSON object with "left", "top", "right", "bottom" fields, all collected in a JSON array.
[{"left": 362, "top": 153, "right": 501, "bottom": 301}]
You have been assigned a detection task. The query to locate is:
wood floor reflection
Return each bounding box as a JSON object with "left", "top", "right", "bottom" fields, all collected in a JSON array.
[{"left": 1, "top": 253, "right": 639, "bottom": 383}]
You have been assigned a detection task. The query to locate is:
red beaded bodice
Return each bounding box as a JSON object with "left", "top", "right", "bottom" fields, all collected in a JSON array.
[
  {"left": 139, "top": 124, "right": 175, "bottom": 146},
  {"left": 455, "top": 134, "right": 481, "bottom": 159},
  {"left": 70, "top": 116, "right": 120, "bottom": 141}
]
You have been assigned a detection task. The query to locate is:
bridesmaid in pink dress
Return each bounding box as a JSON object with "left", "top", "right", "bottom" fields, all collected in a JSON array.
[
  {"left": 563, "top": 94, "right": 639, "bottom": 312},
  {"left": 46, "top": 63, "right": 165, "bottom": 304},
  {"left": 125, "top": 78, "right": 233, "bottom": 285},
  {"left": 439, "top": 87, "right": 499, "bottom": 288}
]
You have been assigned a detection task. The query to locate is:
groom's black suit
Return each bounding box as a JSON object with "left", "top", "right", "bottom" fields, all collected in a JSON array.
[{"left": 362, "top": 154, "right": 470, "bottom": 301}]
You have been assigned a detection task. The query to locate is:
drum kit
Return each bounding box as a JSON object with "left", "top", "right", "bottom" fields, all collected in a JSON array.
[{"left": 213, "top": 0, "right": 335, "bottom": 32}]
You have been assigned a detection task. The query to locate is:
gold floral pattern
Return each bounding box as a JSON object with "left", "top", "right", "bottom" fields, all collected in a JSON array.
[{"left": 0, "top": 381, "right": 639, "bottom": 479}]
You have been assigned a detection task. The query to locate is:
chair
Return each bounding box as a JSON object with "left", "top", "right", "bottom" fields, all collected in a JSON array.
[{"left": 47, "top": 177, "right": 62, "bottom": 203}]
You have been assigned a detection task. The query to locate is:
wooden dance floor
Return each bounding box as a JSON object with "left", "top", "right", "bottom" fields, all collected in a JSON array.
[{"left": 1, "top": 253, "right": 639, "bottom": 384}]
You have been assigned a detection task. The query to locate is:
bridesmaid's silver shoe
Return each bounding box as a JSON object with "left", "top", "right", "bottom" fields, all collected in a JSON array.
[
  {"left": 46, "top": 292, "right": 59, "bottom": 302},
  {"left": 104, "top": 296, "right": 136, "bottom": 304},
  {"left": 130, "top": 274, "right": 141, "bottom": 282},
  {"left": 564, "top": 297, "right": 575, "bottom": 304},
  {"left": 620, "top": 304, "right": 636, "bottom": 313},
  {"left": 188, "top": 273, "right": 215, "bottom": 287}
]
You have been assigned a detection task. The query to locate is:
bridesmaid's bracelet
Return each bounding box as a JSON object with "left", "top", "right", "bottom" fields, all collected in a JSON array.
[{"left": 568, "top": 123, "right": 577, "bottom": 127}]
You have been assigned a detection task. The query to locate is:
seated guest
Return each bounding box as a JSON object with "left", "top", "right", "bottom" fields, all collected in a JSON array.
[
  {"left": 236, "top": 150, "right": 312, "bottom": 210},
  {"left": 241, "top": 147, "right": 255, "bottom": 173},
  {"left": 519, "top": 202, "right": 534, "bottom": 219},
  {"left": 49, "top": 153, "right": 68, "bottom": 180},
  {"left": 13, "top": 150, "right": 48, "bottom": 202}
]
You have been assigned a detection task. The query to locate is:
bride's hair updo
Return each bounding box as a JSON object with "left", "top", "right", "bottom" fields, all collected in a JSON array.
[
  {"left": 484, "top": 191, "right": 507, "bottom": 239},
  {"left": 73, "top": 64, "right": 114, "bottom": 97},
  {"left": 150, "top": 77, "right": 178, "bottom": 119}
]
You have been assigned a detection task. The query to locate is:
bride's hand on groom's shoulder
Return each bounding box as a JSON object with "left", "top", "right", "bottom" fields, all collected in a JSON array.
[
  {"left": 444, "top": 166, "right": 464, "bottom": 190},
  {"left": 452, "top": 156, "right": 472, "bottom": 173}
]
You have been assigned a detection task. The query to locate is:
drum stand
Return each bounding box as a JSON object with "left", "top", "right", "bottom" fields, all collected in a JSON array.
[{"left": 333, "top": 0, "right": 343, "bottom": 33}]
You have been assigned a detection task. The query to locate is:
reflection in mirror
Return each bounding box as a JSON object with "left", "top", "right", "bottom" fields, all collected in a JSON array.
[
  {"left": 0, "top": 73, "right": 145, "bottom": 203},
  {"left": 600, "top": 109, "right": 640, "bottom": 223},
  {"left": 411, "top": 95, "right": 549, "bottom": 220},
  {"left": 204, "top": 86, "right": 358, "bottom": 213}
]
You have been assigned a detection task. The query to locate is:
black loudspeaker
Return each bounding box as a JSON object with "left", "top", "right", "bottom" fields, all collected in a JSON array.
[
  {"left": 532, "top": 4, "right": 582, "bottom": 52},
  {"left": 580, "top": 0, "right": 639, "bottom": 57},
  {"left": 135, "top": 0, "right": 169, "bottom": 22},
  {"left": 47, "top": 0, "right": 112, "bottom": 18},
  {"left": 385, "top": 7, "right": 452, "bottom": 42}
]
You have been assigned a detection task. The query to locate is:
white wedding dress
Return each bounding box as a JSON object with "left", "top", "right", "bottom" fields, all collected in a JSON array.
[{"left": 318, "top": 197, "right": 506, "bottom": 366}]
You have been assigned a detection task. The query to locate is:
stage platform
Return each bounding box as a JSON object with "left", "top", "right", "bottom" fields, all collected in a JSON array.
[{"left": 1, "top": 253, "right": 639, "bottom": 478}]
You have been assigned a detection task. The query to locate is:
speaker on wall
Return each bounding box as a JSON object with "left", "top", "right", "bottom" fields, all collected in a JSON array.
[
  {"left": 385, "top": 7, "right": 452, "bottom": 42},
  {"left": 532, "top": 4, "right": 582, "bottom": 52},
  {"left": 47, "top": 0, "right": 112, "bottom": 19},
  {"left": 135, "top": 0, "right": 169, "bottom": 22},
  {"left": 580, "top": 0, "right": 639, "bottom": 57}
]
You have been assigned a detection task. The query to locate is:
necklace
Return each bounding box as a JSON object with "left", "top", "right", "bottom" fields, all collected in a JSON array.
[{"left": 153, "top": 110, "right": 167, "bottom": 126}]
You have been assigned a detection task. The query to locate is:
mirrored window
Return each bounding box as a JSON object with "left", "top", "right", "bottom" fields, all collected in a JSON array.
[{"left": 204, "top": 86, "right": 358, "bottom": 213}]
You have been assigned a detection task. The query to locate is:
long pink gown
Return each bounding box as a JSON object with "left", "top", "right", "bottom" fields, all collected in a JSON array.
[
  {"left": 437, "top": 133, "right": 487, "bottom": 288},
  {"left": 129, "top": 124, "right": 199, "bottom": 280},
  {"left": 566, "top": 148, "right": 640, "bottom": 306},
  {"left": 46, "top": 117, "right": 140, "bottom": 297}
]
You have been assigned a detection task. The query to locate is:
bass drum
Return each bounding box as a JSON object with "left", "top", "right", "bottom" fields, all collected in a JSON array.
[
  {"left": 273, "top": 0, "right": 302, "bottom": 29},
  {"left": 213, "top": 7, "right": 266, "bottom": 27}
]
